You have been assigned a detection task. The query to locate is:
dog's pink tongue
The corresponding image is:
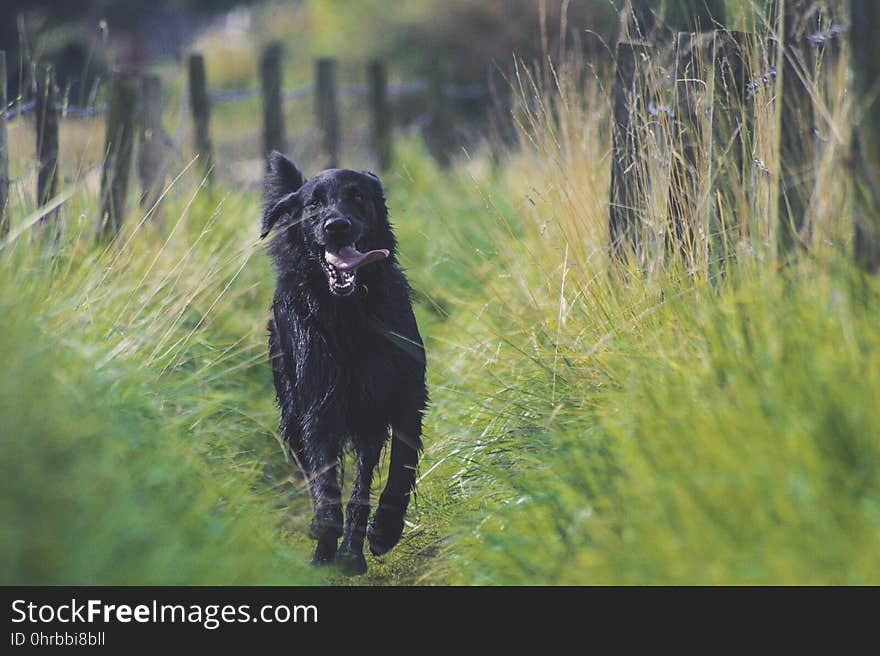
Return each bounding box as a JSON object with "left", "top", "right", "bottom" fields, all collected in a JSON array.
[{"left": 325, "top": 245, "right": 389, "bottom": 272}]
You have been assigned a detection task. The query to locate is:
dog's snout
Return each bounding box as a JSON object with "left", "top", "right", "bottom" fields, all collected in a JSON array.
[{"left": 323, "top": 217, "right": 352, "bottom": 236}]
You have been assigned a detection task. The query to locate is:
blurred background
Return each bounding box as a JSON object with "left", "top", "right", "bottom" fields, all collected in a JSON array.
[{"left": 0, "top": 0, "right": 618, "bottom": 187}]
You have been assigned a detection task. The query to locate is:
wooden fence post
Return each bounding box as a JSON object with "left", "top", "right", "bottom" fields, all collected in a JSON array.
[
  {"left": 138, "top": 72, "right": 165, "bottom": 213},
  {"left": 260, "top": 42, "right": 285, "bottom": 164},
  {"left": 188, "top": 53, "right": 213, "bottom": 183},
  {"left": 315, "top": 57, "right": 339, "bottom": 169},
  {"left": 487, "top": 63, "right": 515, "bottom": 168},
  {"left": 665, "top": 0, "right": 726, "bottom": 33},
  {"left": 609, "top": 41, "right": 648, "bottom": 261},
  {"left": 776, "top": 0, "right": 817, "bottom": 253},
  {"left": 711, "top": 29, "right": 752, "bottom": 258},
  {"left": 367, "top": 59, "right": 392, "bottom": 171},
  {"left": 0, "top": 51, "right": 8, "bottom": 239},
  {"left": 667, "top": 32, "right": 713, "bottom": 265},
  {"left": 814, "top": 0, "right": 842, "bottom": 79},
  {"left": 99, "top": 71, "right": 139, "bottom": 238},
  {"left": 851, "top": 0, "right": 880, "bottom": 272},
  {"left": 35, "top": 63, "right": 59, "bottom": 235},
  {"left": 427, "top": 60, "right": 452, "bottom": 168},
  {"left": 714, "top": 30, "right": 750, "bottom": 174},
  {"left": 625, "top": 0, "right": 657, "bottom": 42}
]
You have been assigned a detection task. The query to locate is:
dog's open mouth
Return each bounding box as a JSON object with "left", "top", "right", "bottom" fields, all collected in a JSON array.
[{"left": 320, "top": 245, "right": 390, "bottom": 296}]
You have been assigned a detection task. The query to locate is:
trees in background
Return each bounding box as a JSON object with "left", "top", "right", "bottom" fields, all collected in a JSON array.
[{"left": 0, "top": 0, "right": 267, "bottom": 101}]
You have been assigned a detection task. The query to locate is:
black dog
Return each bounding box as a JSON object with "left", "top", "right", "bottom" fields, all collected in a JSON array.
[{"left": 262, "top": 152, "right": 427, "bottom": 575}]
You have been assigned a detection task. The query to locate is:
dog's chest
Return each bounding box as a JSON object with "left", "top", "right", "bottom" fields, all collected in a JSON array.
[{"left": 295, "top": 315, "right": 401, "bottom": 417}]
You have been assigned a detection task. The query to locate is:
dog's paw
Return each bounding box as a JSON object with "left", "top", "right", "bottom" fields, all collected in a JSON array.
[
  {"left": 367, "top": 501, "right": 406, "bottom": 556},
  {"left": 335, "top": 547, "right": 368, "bottom": 576},
  {"left": 311, "top": 536, "right": 338, "bottom": 566}
]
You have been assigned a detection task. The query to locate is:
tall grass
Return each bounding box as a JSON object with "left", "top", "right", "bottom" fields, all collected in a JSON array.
[
  {"left": 418, "top": 15, "right": 880, "bottom": 584},
  {"left": 0, "top": 174, "right": 325, "bottom": 583}
]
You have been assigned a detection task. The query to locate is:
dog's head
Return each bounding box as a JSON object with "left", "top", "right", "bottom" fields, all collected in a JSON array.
[{"left": 262, "top": 151, "right": 396, "bottom": 297}]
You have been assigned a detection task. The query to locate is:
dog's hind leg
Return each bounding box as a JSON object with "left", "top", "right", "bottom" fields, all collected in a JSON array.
[
  {"left": 368, "top": 409, "right": 423, "bottom": 556},
  {"left": 336, "top": 438, "right": 383, "bottom": 575}
]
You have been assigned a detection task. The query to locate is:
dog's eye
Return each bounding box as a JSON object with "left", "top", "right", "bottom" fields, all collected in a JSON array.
[{"left": 351, "top": 191, "right": 364, "bottom": 204}]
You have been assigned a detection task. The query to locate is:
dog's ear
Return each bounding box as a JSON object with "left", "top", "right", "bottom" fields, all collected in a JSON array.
[
  {"left": 262, "top": 152, "right": 306, "bottom": 239},
  {"left": 261, "top": 191, "right": 302, "bottom": 239},
  {"left": 361, "top": 170, "right": 388, "bottom": 217},
  {"left": 268, "top": 151, "right": 305, "bottom": 190},
  {"left": 361, "top": 170, "right": 382, "bottom": 188}
]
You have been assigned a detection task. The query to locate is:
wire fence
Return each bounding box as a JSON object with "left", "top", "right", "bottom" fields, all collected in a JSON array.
[
  {"left": 2, "top": 77, "right": 490, "bottom": 122},
  {"left": 3, "top": 99, "right": 107, "bottom": 120},
  {"left": 0, "top": 10, "right": 846, "bottom": 122}
]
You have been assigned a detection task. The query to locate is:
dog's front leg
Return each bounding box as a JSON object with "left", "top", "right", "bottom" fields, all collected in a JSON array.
[
  {"left": 368, "top": 410, "right": 423, "bottom": 556},
  {"left": 336, "top": 439, "right": 383, "bottom": 575},
  {"left": 303, "top": 427, "right": 343, "bottom": 565}
]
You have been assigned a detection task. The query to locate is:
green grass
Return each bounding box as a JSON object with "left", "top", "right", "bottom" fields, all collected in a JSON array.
[
  {"left": 0, "top": 139, "right": 508, "bottom": 585},
  {"left": 3, "top": 7, "right": 880, "bottom": 584},
  {"left": 431, "top": 260, "right": 880, "bottom": 584},
  {"left": 3, "top": 141, "right": 880, "bottom": 585},
  {"left": 0, "top": 184, "right": 318, "bottom": 584}
]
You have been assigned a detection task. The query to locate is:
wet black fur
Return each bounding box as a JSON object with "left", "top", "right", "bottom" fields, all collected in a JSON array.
[{"left": 262, "top": 151, "right": 427, "bottom": 575}]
